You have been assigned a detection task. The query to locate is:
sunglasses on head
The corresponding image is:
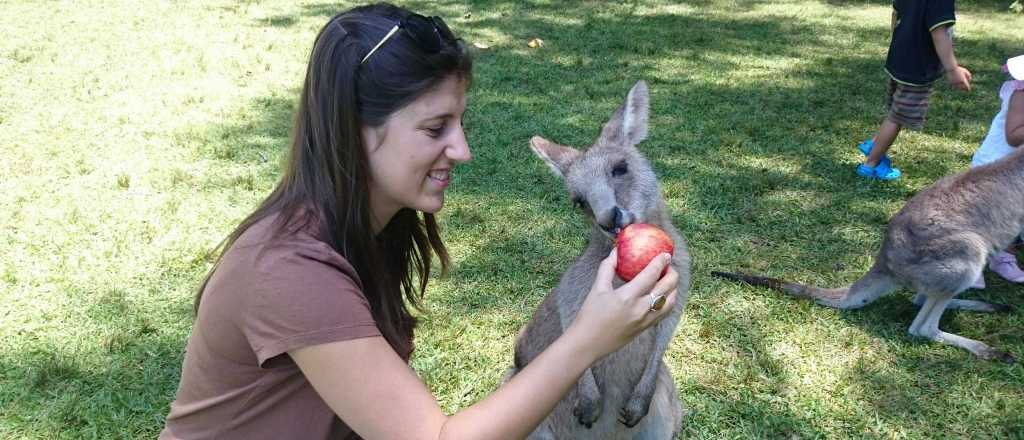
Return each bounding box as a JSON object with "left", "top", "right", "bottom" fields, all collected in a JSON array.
[{"left": 360, "top": 13, "right": 455, "bottom": 64}]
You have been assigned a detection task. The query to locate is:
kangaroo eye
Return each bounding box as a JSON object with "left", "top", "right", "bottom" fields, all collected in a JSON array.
[{"left": 611, "top": 162, "right": 628, "bottom": 177}]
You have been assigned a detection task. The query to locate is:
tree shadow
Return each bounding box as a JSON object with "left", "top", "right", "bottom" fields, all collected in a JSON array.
[
  {"left": 837, "top": 348, "right": 1024, "bottom": 437},
  {"left": 0, "top": 328, "right": 187, "bottom": 438},
  {"left": 822, "top": 0, "right": 1022, "bottom": 14},
  {"left": 676, "top": 302, "right": 834, "bottom": 439},
  {"left": 167, "top": 1, "right": 1024, "bottom": 437}
]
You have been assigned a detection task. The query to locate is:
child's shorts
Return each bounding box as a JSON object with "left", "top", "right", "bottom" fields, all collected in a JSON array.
[{"left": 884, "top": 79, "right": 934, "bottom": 131}]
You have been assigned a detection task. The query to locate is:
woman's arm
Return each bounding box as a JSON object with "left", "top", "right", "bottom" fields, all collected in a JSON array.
[
  {"left": 291, "top": 250, "right": 679, "bottom": 440},
  {"left": 1006, "top": 89, "right": 1024, "bottom": 147},
  {"left": 291, "top": 336, "right": 447, "bottom": 439}
]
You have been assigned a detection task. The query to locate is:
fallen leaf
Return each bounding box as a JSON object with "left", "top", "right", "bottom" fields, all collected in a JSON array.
[
  {"left": 472, "top": 42, "right": 490, "bottom": 49},
  {"left": 527, "top": 38, "right": 544, "bottom": 48}
]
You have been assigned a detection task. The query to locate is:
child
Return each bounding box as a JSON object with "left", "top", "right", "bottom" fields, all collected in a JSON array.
[
  {"left": 969, "top": 55, "right": 1024, "bottom": 287},
  {"left": 857, "top": 0, "right": 972, "bottom": 181}
]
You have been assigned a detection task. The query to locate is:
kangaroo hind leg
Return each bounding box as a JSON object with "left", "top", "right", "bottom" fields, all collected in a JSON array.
[
  {"left": 907, "top": 252, "right": 1009, "bottom": 313},
  {"left": 629, "top": 364, "right": 684, "bottom": 440},
  {"left": 911, "top": 293, "right": 1012, "bottom": 313},
  {"left": 908, "top": 293, "right": 1016, "bottom": 363}
]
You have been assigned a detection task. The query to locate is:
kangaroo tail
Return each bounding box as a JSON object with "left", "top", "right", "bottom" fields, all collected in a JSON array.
[{"left": 711, "top": 267, "right": 898, "bottom": 310}]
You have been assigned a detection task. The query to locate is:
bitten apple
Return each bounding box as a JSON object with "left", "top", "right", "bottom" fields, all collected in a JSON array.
[{"left": 615, "top": 223, "right": 674, "bottom": 281}]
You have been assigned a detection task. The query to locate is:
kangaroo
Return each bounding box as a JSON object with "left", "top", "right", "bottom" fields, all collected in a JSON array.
[
  {"left": 506, "top": 81, "right": 690, "bottom": 439},
  {"left": 713, "top": 147, "right": 1024, "bottom": 363}
]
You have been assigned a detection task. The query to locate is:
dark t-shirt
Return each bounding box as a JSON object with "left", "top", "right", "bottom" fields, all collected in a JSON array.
[
  {"left": 160, "top": 213, "right": 411, "bottom": 440},
  {"left": 885, "top": 0, "right": 956, "bottom": 85}
]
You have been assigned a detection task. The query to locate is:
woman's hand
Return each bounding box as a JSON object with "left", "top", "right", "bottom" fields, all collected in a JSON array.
[
  {"left": 291, "top": 248, "right": 679, "bottom": 440},
  {"left": 565, "top": 248, "right": 679, "bottom": 361}
]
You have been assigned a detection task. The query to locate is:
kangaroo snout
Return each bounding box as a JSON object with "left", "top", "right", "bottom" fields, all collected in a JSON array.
[
  {"left": 601, "top": 206, "right": 635, "bottom": 235},
  {"left": 613, "top": 207, "right": 635, "bottom": 229}
]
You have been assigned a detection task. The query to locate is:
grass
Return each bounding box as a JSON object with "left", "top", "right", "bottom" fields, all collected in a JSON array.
[{"left": 1, "top": 0, "right": 1023, "bottom": 438}]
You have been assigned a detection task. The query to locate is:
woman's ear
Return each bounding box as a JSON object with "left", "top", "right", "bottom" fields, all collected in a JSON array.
[{"left": 361, "top": 124, "right": 385, "bottom": 154}]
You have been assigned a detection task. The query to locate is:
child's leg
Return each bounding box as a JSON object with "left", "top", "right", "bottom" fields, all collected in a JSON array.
[
  {"left": 857, "top": 80, "right": 931, "bottom": 180},
  {"left": 865, "top": 119, "right": 902, "bottom": 167},
  {"left": 989, "top": 250, "right": 1024, "bottom": 283},
  {"left": 857, "top": 79, "right": 904, "bottom": 179}
]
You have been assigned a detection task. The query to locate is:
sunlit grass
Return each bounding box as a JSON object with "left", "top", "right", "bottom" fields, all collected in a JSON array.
[{"left": 1, "top": 0, "right": 1022, "bottom": 438}]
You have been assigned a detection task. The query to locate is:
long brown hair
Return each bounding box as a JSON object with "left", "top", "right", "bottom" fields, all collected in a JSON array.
[{"left": 195, "top": 3, "right": 472, "bottom": 354}]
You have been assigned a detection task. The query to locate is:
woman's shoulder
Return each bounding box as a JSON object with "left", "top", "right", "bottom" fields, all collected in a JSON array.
[
  {"left": 227, "top": 211, "right": 362, "bottom": 290},
  {"left": 199, "top": 211, "right": 383, "bottom": 368}
]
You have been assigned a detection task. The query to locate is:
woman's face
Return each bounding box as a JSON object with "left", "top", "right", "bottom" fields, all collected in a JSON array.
[{"left": 363, "top": 75, "right": 471, "bottom": 230}]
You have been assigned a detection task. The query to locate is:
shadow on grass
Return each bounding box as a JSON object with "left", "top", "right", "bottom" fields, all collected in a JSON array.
[
  {"left": 0, "top": 79, "right": 308, "bottom": 440},
  {"left": 838, "top": 347, "right": 1024, "bottom": 437},
  {"left": 232, "top": 0, "right": 1024, "bottom": 352},
  {"left": 181, "top": 92, "right": 296, "bottom": 167},
  {"left": 682, "top": 306, "right": 835, "bottom": 438},
  {"left": 0, "top": 331, "right": 186, "bottom": 438},
  {"left": 822, "top": 0, "right": 1022, "bottom": 14},
  {"left": 156, "top": 1, "right": 1024, "bottom": 436}
]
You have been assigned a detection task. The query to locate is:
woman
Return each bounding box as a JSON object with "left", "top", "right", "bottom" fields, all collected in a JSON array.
[{"left": 159, "top": 4, "right": 679, "bottom": 439}]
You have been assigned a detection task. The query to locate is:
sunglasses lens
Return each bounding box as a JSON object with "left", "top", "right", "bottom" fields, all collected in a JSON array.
[
  {"left": 404, "top": 14, "right": 442, "bottom": 53},
  {"left": 431, "top": 16, "right": 455, "bottom": 42}
]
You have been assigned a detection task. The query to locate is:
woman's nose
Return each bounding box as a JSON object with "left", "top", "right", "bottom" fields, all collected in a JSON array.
[{"left": 447, "top": 128, "right": 471, "bottom": 163}]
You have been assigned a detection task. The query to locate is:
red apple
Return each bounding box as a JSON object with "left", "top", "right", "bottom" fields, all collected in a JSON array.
[{"left": 615, "top": 223, "right": 674, "bottom": 281}]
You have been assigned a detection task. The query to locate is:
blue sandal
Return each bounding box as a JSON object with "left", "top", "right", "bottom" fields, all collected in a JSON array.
[
  {"left": 857, "top": 139, "right": 874, "bottom": 156},
  {"left": 856, "top": 161, "right": 901, "bottom": 181},
  {"left": 858, "top": 139, "right": 893, "bottom": 167}
]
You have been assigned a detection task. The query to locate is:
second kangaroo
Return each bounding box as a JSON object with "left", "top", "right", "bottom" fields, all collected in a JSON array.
[
  {"left": 507, "top": 80, "right": 690, "bottom": 439},
  {"left": 713, "top": 148, "right": 1024, "bottom": 363}
]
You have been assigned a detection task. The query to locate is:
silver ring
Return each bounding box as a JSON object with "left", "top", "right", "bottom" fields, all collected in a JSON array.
[{"left": 649, "top": 293, "right": 666, "bottom": 312}]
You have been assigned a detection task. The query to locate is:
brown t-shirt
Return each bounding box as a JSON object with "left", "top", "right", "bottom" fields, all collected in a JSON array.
[{"left": 160, "top": 214, "right": 409, "bottom": 439}]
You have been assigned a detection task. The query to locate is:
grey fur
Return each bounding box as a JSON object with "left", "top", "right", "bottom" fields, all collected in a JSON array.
[
  {"left": 507, "top": 81, "right": 691, "bottom": 439},
  {"left": 713, "top": 148, "right": 1024, "bottom": 363}
]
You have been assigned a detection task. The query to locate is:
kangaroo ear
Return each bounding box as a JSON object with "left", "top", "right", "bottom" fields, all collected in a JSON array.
[
  {"left": 599, "top": 80, "right": 649, "bottom": 147},
  {"left": 530, "top": 136, "right": 581, "bottom": 178}
]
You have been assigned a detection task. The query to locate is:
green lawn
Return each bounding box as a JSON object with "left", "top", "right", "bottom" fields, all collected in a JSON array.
[{"left": 2, "top": 1, "right": 1023, "bottom": 438}]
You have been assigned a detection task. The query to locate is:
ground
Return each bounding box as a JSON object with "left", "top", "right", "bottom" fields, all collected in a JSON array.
[{"left": 1, "top": 1, "right": 1022, "bottom": 438}]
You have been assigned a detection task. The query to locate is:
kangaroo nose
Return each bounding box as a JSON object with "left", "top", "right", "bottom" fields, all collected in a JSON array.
[{"left": 612, "top": 207, "right": 632, "bottom": 229}]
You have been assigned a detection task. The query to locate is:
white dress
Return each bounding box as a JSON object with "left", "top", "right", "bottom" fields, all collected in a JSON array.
[{"left": 971, "top": 80, "right": 1023, "bottom": 167}]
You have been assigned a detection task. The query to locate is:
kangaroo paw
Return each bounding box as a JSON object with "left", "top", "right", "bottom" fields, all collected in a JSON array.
[
  {"left": 982, "top": 348, "right": 1017, "bottom": 364},
  {"left": 993, "top": 303, "right": 1014, "bottom": 313},
  {"left": 924, "top": 327, "right": 1017, "bottom": 364},
  {"left": 572, "top": 396, "right": 601, "bottom": 428},
  {"left": 618, "top": 393, "right": 652, "bottom": 428}
]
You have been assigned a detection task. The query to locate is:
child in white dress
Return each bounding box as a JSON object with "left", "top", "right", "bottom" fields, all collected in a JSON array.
[{"left": 970, "top": 54, "right": 1024, "bottom": 287}]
